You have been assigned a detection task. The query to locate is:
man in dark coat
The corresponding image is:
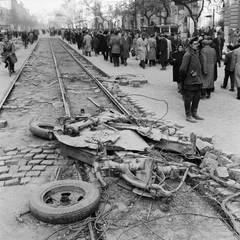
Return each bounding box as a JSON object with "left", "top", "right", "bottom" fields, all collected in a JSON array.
[
  {"left": 213, "top": 32, "right": 225, "bottom": 61},
  {"left": 179, "top": 37, "right": 204, "bottom": 123},
  {"left": 157, "top": 34, "right": 168, "bottom": 70},
  {"left": 101, "top": 30, "right": 109, "bottom": 61},
  {"left": 75, "top": 30, "right": 82, "bottom": 50}
]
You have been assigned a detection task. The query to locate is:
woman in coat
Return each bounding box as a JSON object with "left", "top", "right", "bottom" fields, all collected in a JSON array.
[
  {"left": 200, "top": 39, "right": 217, "bottom": 98},
  {"left": 171, "top": 44, "right": 185, "bottom": 93},
  {"left": 109, "top": 30, "right": 122, "bottom": 67},
  {"left": 230, "top": 39, "right": 240, "bottom": 99},
  {"left": 148, "top": 34, "right": 157, "bottom": 66},
  {"left": 121, "top": 32, "right": 130, "bottom": 66},
  {"left": 137, "top": 32, "right": 149, "bottom": 69}
]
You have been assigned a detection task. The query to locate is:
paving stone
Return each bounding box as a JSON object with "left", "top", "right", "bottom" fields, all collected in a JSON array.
[
  {"left": 3, "top": 146, "right": 17, "bottom": 153},
  {"left": 9, "top": 165, "right": 19, "bottom": 173},
  {"left": 0, "top": 156, "right": 12, "bottom": 161},
  {"left": 0, "top": 161, "right": 5, "bottom": 166},
  {"left": 0, "top": 181, "right": 5, "bottom": 187},
  {"left": 0, "top": 120, "right": 7, "bottom": 128},
  {"left": 41, "top": 160, "right": 54, "bottom": 166},
  {"left": 20, "top": 148, "right": 32, "bottom": 154},
  {"left": 26, "top": 171, "right": 41, "bottom": 177},
  {"left": 20, "top": 177, "right": 31, "bottom": 185},
  {"left": 215, "top": 167, "right": 229, "bottom": 179},
  {"left": 13, "top": 172, "right": 26, "bottom": 178},
  {"left": 24, "top": 153, "right": 35, "bottom": 160},
  {"left": 43, "top": 149, "right": 56, "bottom": 154},
  {"left": 18, "top": 159, "right": 28, "bottom": 166},
  {"left": 32, "top": 165, "right": 46, "bottom": 171},
  {"left": 0, "top": 166, "right": 9, "bottom": 174},
  {"left": 12, "top": 155, "right": 24, "bottom": 159},
  {"left": 215, "top": 187, "right": 236, "bottom": 196},
  {"left": 229, "top": 169, "right": 240, "bottom": 182},
  {"left": 210, "top": 149, "right": 222, "bottom": 158},
  {"left": 19, "top": 165, "right": 32, "bottom": 172},
  {"left": 5, "top": 159, "right": 19, "bottom": 166},
  {"left": 5, "top": 178, "right": 19, "bottom": 186},
  {"left": 231, "top": 155, "right": 240, "bottom": 163},
  {"left": 196, "top": 138, "right": 214, "bottom": 155},
  {"left": 17, "top": 146, "right": 26, "bottom": 151},
  {"left": 28, "top": 144, "right": 41, "bottom": 148},
  {"left": 218, "top": 155, "right": 233, "bottom": 167},
  {"left": 30, "top": 148, "right": 43, "bottom": 154},
  {"left": 28, "top": 160, "right": 42, "bottom": 165},
  {"left": 33, "top": 154, "right": 47, "bottom": 160},
  {"left": 0, "top": 173, "right": 13, "bottom": 181},
  {"left": 5, "top": 151, "right": 18, "bottom": 156},
  {"left": 46, "top": 154, "right": 58, "bottom": 160}
]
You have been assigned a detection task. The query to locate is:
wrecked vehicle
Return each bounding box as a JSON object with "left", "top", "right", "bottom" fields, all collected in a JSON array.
[{"left": 29, "top": 108, "right": 200, "bottom": 223}]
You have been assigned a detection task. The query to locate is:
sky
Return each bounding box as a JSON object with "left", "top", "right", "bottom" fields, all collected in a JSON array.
[{"left": 19, "top": 0, "right": 64, "bottom": 14}]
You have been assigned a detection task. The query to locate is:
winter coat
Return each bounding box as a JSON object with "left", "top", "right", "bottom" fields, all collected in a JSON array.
[
  {"left": 179, "top": 47, "right": 203, "bottom": 87},
  {"left": 147, "top": 37, "right": 156, "bottom": 60},
  {"left": 83, "top": 34, "right": 92, "bottom": 52},
  {"left": 109, "top": 35, "right": 122, "bottom": 54},
  {"left": 133, "top": 37, "right": 138, "bottom": 57},
  {"left": 157, "top": 38, "right": 168, "bottom": 62},
  {"left": 121, "top": 36, "right": 130, "bottom": 59},
  {"left": 92, "top": 37, "right": 99, "bottom": 49},
  {"left": 224, "top": 51, "right": 234, "bottom": 72},
  {"left": 230, "top": 47, "right": 240, "bottom": 88},
  {"left": 1, "top": 41, "right": 17, "bottom": 63},
  {"left": 171, "top": 50, "right": 185, "bottom": 83},
  {"left": 137, "top": 37, "right": 149, "bottom": 61},
  {"left": 200, "top": 45, "right": 217, "bottom": 89}
]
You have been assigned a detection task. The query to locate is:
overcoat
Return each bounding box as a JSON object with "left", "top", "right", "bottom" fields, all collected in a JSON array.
[
  {"left": 157, "top": 38, "right": 168, "bottom": 62},
  {"left": 109, "top": 35, "right": 122, "bottom": 54},
  {"left": 137, "top": 37, "right": 149, "bottom": 61},
  {"left": 83, "top": 34, "right": 92, "bottom": 52},
  {"left": 179, "top": 48, "right": 203, "bottom": 87},
  {"left": 147, "top": 37, "right": 156, "bottom": 60},
  {"left": 121, "top": 36, "right": 130, "bottom": 59},
  {"left": 200, "top": 45, "right": 217, "bottom": 89},
  {"left": 171, "top": 50, "right": 185, "bottom": 82},
  {"left": 230, "top": 47, "right": 240, "bottom": 88},
  {"left": 1, "top": 41, "right": 18, "bottom": 63}
]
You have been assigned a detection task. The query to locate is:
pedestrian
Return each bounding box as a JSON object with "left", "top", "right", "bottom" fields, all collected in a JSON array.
[
  {"left": 229, "top": 29, "right": 234, "bottom": 45},
  {"left": 92, "top": 34, "right": 99, "bottom": 56},
  {"left": 230, "top": 39, "right": 240, "bottom": 100},
  {"left": 83, "top": 30, "right": 92, "bottom": 57},
  {"left": 157, "top": 34, "right": 168, "bottom": 70},
  {"left": 170, "top": 44, "right": 185, "bottom": 93},
  {"left": 179, "top": 37, "right": 204, "bottom": 123},
  {"left": 75, "top": 30, "right": 82, "bottom": 50},
  {"left": 109, "top": 30, "right": 122, "bottom": 67},
  {"left": 213, "top": 32, "right": 225, "bottom": 60},
  {"left": 221, "top": 45, "right": 235, "bottom": 91},
  {"left": 147, "top": 34, "right": 157, "bottom": 67},
  {"left": 101, "top": 30, "right": 109, "bottom": 61},
  {"left": 165, "top": 35, "right": 172, "bottom": 64},
  {"left": 121, "top": 32, "right": 130, "bottom": 66},
  {"left": 137, "top": 32, "right": 149, "bottom": 69},
  {"left": 200, "top": 39, "right": 217, "bottom": 99},
  {"left": 1, "top": 35, "right": 18, "bottom": 73},
  {"left": 132, "top": 33, "right": 139, "bottom": 60}
]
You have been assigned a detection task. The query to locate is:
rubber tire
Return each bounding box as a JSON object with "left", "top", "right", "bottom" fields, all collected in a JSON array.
[
  {"left": 29, "top": 122, "right": 55, "bottom": 140},
  {"left": 30, "top": 180, "right": 100, "bottom": 224}
]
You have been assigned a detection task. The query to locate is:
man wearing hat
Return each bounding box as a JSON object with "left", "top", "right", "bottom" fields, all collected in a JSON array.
[{"left": 179, "top": 37, "right": 204, "bottom": 123}]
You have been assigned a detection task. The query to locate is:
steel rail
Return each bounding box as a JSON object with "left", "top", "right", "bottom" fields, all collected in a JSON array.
[
  {"left": 57, "top": 38, "right": 131, "bottom": 117},
  {"left": 0, "top": 39, "right": 40, "bottom": 111},
  {"left": 49, "top": 40, "right": 71, "bottom": 118}
]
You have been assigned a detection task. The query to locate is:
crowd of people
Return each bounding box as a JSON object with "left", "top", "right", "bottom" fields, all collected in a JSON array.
[{"left": 50, "top": 27, "right": 240, "bottom": 123}]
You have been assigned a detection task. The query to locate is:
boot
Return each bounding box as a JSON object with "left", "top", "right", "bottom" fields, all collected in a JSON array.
[
  {"left": 141, "top": 61, "right": 145, "bottom": 69},
  {"left": 192, "top": 113, "right": 204, "bottom": 120},
  {"left": 5, "top": 62, "right": 8, "bottom": 68},
  {"left": 186, "top": 116, "right": 197, "bottom": 123}
]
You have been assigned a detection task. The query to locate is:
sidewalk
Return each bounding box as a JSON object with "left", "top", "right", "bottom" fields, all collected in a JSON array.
[
  {"left": 65, "top": 39, "right": 240, "bottom": 155},
  {"left": 0, "top": 39, "right": 37, "bottom": 105}
]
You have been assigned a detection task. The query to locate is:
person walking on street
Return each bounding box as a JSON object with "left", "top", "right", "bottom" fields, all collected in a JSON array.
[
  {"left": 83, "top": 30, "right": 92, "bottom": 57},
  {"left": 137, "top": 32, "right": 149, "bottom": 69},
  {"left": 147, "top": 34, "right": 157, "bottom": 67},
  {"left": 200, "top": 39, "right": 217, "bottom": 99},
  {"left": 221, "top": 45, "right": 235, "bottom": 91},
  {"left": 1, "top": 35, "right": 18, "bottom": 73},
  {"left": 179, "top": 37, "right": 204, "bottom": 123},
  {"left": 157, "top": 34, "right": 168, "bottom": 70},
  {"left": 121, "top": 32, "right": 130, "bottom": 66},
  {"left": 109, "top": 30, "right": 122, "bottom": 67},
  {"left": 230, "top": 39, "right": 240, "bottom": 100},
  {"left": 171, "top": 44, "right": 185, "bottom": 94}
]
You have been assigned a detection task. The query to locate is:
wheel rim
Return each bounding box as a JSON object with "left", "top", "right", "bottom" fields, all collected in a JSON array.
[{"left": 42, "top": 185, "right": 86, "bottom": 208}]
